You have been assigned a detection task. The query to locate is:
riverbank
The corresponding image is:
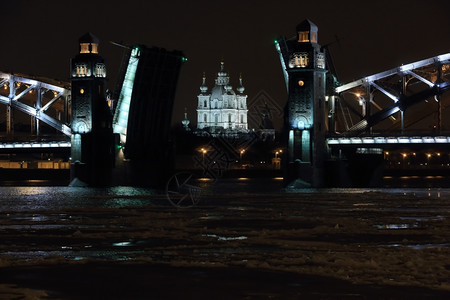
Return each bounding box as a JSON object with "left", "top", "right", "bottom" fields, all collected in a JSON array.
[{"left": 0, "top": 185, "right": 449, "bottom": 298}]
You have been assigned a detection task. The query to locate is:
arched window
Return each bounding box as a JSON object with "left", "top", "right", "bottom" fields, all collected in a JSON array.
[
  {"left": 204, "top": 114, "right": 207, "bottom": 122},
  {"left": 204, "top": 100, "right": 207, "bottom": 108},
  {"left": 240, "top": 114, "right": 244, "bottom": 123},
  {"left": 228, "top": 114, "right": 232, "bottom": 122},
  {"left": 214, "top": 114, "right": 219, "bottom": 124}
]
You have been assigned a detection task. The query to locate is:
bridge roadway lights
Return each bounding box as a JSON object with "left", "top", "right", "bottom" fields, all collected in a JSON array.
[
  {"left": 327, "top": 136, "right": 450, "bottom": 146},
  {"left": 0, "top": 141, "right": 71, "bottom": 149}
]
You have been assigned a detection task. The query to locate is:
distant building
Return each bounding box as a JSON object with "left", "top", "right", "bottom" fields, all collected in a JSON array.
[
  {"left": 196, "top": 62, "right": 248, "bottom": 136},
  {"left": 258, "top": 103, "right": 276, "bottom": 141}
]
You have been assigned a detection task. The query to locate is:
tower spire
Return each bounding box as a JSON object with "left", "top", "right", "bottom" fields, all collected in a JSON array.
[
  {"left": 200, "top": 72, "right": 208, "bottom": 93},
  {"left": 237, "top": 72, "right": 245, "bottom": 94},
  {"left": 182, "top": 107, "right": 190, "bottom": 131}
]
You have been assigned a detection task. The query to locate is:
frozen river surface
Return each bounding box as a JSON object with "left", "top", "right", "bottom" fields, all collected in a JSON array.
[{"left": 0, "top": 179, "right": 449, "bottom": 298}]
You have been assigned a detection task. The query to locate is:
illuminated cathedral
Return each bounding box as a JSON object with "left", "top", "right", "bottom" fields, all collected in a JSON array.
[{"left": 196, "top": 62, "right": 248, "bottom": 135}]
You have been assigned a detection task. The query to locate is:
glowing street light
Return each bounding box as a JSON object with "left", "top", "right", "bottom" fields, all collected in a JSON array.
[
  {"left": 240, "top": 149, "right": 245, "bottom": 161},
  {"left": 274, "top": 149, "right": 283, "bottom": 158},
  {"left": 200, "top": 147, "right": 207, "bottom": 163}
]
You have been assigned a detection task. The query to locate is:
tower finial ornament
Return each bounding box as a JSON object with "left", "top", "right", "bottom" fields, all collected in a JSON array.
[
  {"left": 237, "top": 72, "right": 245, "bottom": 94},
  {"left": 182, "top": 107, "right": 190, "bottom": 131},
  {"left": 200, "top": 72, "right": 208, "bottom": 93}
]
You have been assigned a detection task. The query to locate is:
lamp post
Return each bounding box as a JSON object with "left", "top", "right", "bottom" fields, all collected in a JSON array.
[
  {"left": 240, "top": 149, "right": 245, "bottom": 161},
  {"left": 200, "top": 148, "right": 207, "bottom": 163}
]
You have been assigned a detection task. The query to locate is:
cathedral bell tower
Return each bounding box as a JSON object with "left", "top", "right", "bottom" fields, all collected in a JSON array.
[
  {"left": 70, "top": 33, "right": 114, "bottom": 186},
  {"left": 276, "top": 20, "right": 327, "bottom": 187}
]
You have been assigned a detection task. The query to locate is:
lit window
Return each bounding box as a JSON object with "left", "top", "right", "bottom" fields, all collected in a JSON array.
[
  {"left": 80, "top": 43, "right": 90, "bottom": 53},
  {"left": 76, "top": 64, "right": 88, "bottom": 76},
  {"left": 90, "top": 43, "right": 98, "bottom": 54},
  {"left": 298, "top": 31, "right": 309, "bottom": 42},
  {"left": 289, "top": 53, "right": 309, "bottom": 68},
  {"left": 316, "top": 54, "right": 325, "bottom": 69},
  {"left": 80, "top": 88, "right": 85, "bottom": 94},
  {"left": 311, "top": 31, "right": 317, "bottom": 43},
  {"left": 95, "top": 64, "right": 106, "bottom": 77}
]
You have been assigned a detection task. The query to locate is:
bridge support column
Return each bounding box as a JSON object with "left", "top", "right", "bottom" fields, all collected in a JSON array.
[
  {"left": 6, "top": 78, "right": 15, "bottom": 135},
  {"left": 6, "top": 105, "right": 13, "bottom": 135},
  {"left": 328, "top": 96, "right": 336, "bottom": 134}
]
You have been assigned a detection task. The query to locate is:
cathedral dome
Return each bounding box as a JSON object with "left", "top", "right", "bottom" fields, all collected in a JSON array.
[{"left": 210, "top": 85, "right": 225, "bottom": 100}]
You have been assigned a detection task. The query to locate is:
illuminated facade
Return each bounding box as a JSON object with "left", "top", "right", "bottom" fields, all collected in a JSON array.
[
  {"left": 70, "top": 32, "right": 108, "bottom": 134},
  {"left": 196, "top": 62, "right": 248, "bottom": 135}
]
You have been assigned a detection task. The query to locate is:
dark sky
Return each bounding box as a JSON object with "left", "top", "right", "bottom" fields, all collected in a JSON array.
[{"left": 2, "top": 0, "right": 450, "bottom": 130}]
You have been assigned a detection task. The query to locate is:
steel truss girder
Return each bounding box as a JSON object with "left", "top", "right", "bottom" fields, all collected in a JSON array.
[
  {"left": 336, "top": 53, "right": 450, "bottom": 94},
  {"left": 0, "top": 72, "right": 71, "bottom": 136},
  {"left": 345, "top": 81, "right": 450, "bottom": 135},
  {"left": 335, "top": 53, "right": 450, "bottom": 135}
]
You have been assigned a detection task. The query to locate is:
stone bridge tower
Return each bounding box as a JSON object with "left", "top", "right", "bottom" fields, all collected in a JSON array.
[
  {"left": 276, "top": 20, "right": 327, "bottom": 187},
  {"left": 70, "top": 33, "right": 115, "bottom": 186}
]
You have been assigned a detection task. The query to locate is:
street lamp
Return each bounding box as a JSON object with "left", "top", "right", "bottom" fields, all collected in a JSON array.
[
  {"left": 200, "top": 148, "right": 207, "bottom": 163},
  {"left": 275, "top": 149, "right": 283, "bottom": 158},
  {"left": 240, "top": 149, "right": 245, "bottom": 161}
]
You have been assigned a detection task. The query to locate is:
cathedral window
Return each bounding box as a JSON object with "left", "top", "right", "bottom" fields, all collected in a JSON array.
[{"left": 298, "top": 31, "right": 309, "bottom": 42}]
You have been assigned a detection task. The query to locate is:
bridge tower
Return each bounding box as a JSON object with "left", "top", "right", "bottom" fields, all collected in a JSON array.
[
  {"left": 276, "top": 20, "right": 327, "bottom": 187},
  {"left": 69, "top": 33, "right": 115, "bottom": 186}
]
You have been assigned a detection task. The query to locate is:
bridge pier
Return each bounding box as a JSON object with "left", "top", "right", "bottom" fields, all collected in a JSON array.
[{"left": 324, "top": 151, "right": 384, "bottom": 187}]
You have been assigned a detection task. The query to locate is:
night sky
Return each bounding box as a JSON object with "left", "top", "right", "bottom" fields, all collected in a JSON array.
[{"left": 2, "top": 0, "right": 450, "bottom": 130}]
